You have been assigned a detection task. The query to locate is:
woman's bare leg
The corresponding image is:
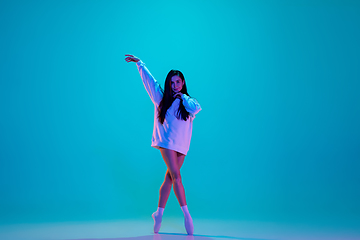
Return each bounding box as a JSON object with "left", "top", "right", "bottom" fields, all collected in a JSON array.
[
  {"left": 153, "top": 149, "right": 192, "bottom": 234},
  {"left": 158, "top": 170, "right": 172, "bottom": 208},
  {"left": 159, "top": 148, "right": 187, "bottom": 206},
  {"left": 158, "top": 153, "right": 186, "bottom": 208}
]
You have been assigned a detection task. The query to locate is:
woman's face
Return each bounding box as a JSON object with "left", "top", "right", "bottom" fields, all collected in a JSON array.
[{"left": 171, "top": 75, "right": 184, "bottom": 93}]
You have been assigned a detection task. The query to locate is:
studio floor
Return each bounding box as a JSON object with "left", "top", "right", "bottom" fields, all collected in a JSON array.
[{"left": 0, "top": 218, "right": 359, "bottom": 240}]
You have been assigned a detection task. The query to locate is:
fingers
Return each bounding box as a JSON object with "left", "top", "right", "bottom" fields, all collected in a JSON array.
[
  {"left": 125, "top": 57, "right": 136, "bottom": 62},
  {"left": 125, "top": 54, "right": 139, "bottom": 63},
  {"left": 173, "top": 93, "right": 181, "bottom": 98},
  {"left": 125, "top": 57, "right": 133, "bottom": 62}
]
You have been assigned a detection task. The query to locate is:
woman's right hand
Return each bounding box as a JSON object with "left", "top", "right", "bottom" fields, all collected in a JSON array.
[{"left": 125, "top": 54, "right": 140, "bottom": 63}]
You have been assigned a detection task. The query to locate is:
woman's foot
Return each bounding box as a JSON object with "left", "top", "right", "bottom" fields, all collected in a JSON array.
[
  {"left": 152, "top": 207, "right": 164, "bottom": 233},
  {"left": 181, "top": 205, "right": 194, "bottom": 235},
  {"left": 184, "top": 214, "right": 194, "bottom": 235}
]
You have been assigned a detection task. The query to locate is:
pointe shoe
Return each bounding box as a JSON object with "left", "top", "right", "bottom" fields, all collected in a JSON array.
[
  {"left": 184, "top": 215, "right": 194, "bottom": 235},
  {"left": 152, "top": 211, "right": 162, "bottom": 233}
]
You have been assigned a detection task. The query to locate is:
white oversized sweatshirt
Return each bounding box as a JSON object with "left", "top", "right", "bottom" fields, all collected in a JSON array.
[{"left": 136, "top": 60, "right": 201, "bottom": 155}]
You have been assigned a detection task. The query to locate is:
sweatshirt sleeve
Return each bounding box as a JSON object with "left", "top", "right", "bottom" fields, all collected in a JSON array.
[
  {"left": 181, "top": 94, "right": 202, "bottom": 115},
  {"left": 136, "top": 60, "right": 163, "bottom": 106}
]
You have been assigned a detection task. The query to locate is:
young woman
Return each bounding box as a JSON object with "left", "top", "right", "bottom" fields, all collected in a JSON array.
[{"left": 125, "top": 54, "right": 201, "bottom": 235}]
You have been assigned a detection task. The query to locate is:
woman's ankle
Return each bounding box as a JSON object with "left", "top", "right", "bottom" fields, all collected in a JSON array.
[
  {"left": 157, "top": 207, "right": 164, "bottom": 215},
  {"left": 181, "top": 205, "right": 191, "bottom": 217}
]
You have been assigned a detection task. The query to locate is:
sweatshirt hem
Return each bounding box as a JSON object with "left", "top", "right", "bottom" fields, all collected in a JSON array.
[{"left": 151, "top": 142, "right": 188, "bottom": 155}]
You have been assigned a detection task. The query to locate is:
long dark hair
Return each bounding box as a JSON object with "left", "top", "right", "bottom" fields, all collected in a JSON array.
[{"left": 158, "top": 70, "right": 190, "bottom": 124}]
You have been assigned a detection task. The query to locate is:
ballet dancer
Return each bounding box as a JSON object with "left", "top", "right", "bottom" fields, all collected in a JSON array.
[{"left": 125, "top": 54, "right": 202, "bottom": 235}]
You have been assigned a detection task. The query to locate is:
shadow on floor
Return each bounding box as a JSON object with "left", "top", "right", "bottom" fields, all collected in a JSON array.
[{"left": 68, "top": 232, "right": 273, "bottom": 240}]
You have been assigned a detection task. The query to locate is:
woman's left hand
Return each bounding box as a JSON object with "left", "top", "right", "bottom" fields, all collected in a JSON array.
[{"left": 173, "top": 92, "right": 183, "bottom": 99}]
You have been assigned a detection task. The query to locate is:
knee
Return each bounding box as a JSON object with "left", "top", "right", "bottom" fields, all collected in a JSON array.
[
  {"left": 170, "top": 172, "right": 182, "bottom": 184},
  {"left": 166, "top": 172, "right": 172, "bottom": 181}
]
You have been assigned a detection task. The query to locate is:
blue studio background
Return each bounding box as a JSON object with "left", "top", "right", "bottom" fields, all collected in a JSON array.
[{"left": 0, "top": 0, "right": 359, "bottom": 229}]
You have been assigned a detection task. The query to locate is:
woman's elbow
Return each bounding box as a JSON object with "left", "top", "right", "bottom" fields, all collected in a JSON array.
[{"left": 190, "top": 106, "right": 201, "bottom": 115}]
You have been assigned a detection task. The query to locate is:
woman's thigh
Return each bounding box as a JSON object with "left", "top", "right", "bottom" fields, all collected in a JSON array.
[
  {"left": 177, "top": 152, "right": 186, "bottom": 169},
  {"left": 159, "top": 148, "right": 179, "bottom": 175}
]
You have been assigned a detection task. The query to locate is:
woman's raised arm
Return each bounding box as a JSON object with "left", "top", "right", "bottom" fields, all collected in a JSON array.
[{"left": 125, "top": 54, "right": 163, "bottom": 105}]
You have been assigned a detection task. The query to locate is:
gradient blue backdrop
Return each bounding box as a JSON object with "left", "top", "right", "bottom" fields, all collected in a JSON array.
[{"left": 0, "top": 0, "right": 359, "bottom": 229}]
